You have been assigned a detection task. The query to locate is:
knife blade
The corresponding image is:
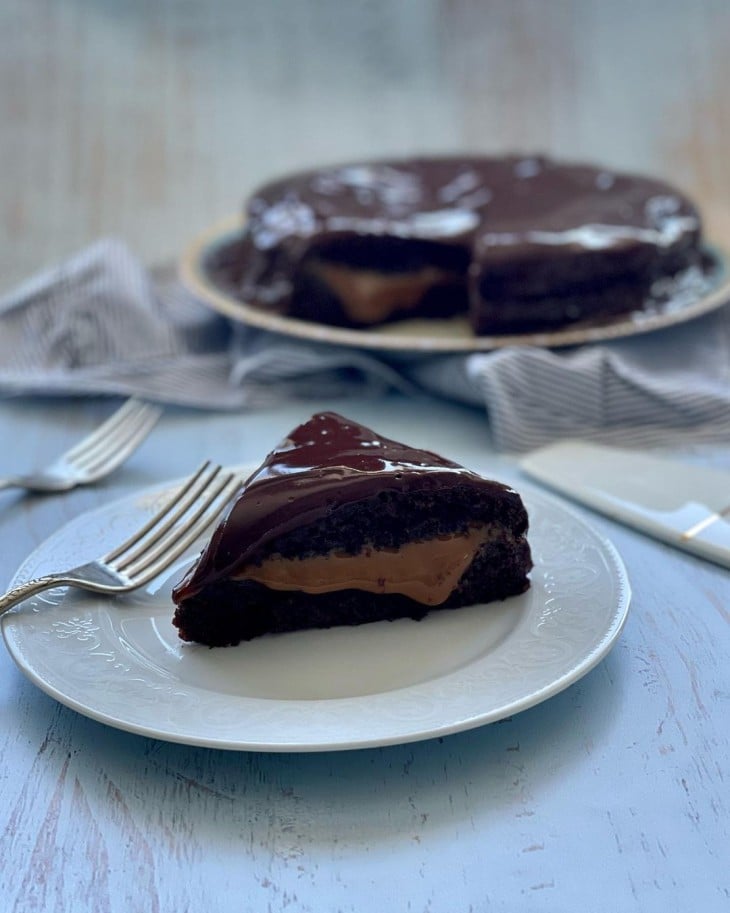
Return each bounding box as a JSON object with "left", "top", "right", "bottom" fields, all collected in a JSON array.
[{"left": 520, "top": 441, "right": 730, "bottom": 569}]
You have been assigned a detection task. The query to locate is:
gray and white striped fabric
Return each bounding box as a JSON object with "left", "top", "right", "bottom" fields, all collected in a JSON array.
[
  {"left": 1, "top": 239, "right": 728, "bottom": 452},
  {"left": 406, "top": 311, "right": 730, "bottom": 450}
]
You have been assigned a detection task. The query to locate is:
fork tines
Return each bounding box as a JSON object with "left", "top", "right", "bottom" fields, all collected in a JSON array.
[
  {"left": 105, "top": 461, "right": 239, "bottom": 585},
  {"left": 64, "top": 398, "right": 163, "bottom": 475}
]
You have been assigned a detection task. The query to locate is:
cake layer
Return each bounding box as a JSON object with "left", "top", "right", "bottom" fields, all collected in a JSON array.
[{"left": 173, "top": 520, "right": 531, "bottom": 647}]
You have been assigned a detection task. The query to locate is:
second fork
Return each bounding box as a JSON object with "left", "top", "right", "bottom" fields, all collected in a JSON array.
[{"left": 0, "top": 398, "right": 162, "bottom": 493}]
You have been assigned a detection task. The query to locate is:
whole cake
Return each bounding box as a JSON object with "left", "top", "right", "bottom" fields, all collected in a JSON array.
[
  {"left": 172, "top": 412, "right": 532, "bottom": 646},
  {"left": 211, "top": 155, "right": 704, "bottom": 335}
]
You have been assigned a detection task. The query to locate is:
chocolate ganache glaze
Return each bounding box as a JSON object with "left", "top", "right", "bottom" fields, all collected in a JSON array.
[
  {"left": 215, "top": 155, "right": 703, "bottom": 333},
  {"left": 172, "top": 412, "right": 525, "bottom": 603}
]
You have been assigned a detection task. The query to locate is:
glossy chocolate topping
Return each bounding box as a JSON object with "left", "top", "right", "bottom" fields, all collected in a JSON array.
[
  {"left": 172, "top": 412, "right": 519, "bottom": 602},
  {"left": 236, "top": 155, "right": 701, "bottom": 310}
]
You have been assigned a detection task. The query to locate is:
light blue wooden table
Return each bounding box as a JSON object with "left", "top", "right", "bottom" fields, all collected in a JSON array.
[
  {"left": 2, "top": 1, "right": 729, "bottom": 908},
  {"left": 0, "top": 394, "right": 728, "bottom": 912}
]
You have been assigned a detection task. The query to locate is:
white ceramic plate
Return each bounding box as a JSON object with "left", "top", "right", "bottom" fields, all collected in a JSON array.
[
  {"left": 180, "top": 216, "right": 730, "bottom": 353},
  {"left": 2, "top": 471, "right": 630, "bottom": 752}
]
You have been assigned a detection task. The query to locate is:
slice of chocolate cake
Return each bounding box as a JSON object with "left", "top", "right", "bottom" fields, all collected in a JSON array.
[
  {"left": 171, "top": 412, "right": 532, "bottom": 646},
  {"left": 213, "top": 155, "right": 705, "bottom": 335}
]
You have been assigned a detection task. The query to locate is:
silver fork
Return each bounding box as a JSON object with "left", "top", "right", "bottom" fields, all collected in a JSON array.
[
  {"left": 0, "top": 398, "right": 163, "bottom": 493},
  {"left": 0, "top": 461, "right": 239, "bottom": 617}
]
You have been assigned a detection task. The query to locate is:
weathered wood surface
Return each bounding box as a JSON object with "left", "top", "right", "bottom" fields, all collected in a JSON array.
[{"left": 1, "top": 2, "right": 729, "bottom": 911}]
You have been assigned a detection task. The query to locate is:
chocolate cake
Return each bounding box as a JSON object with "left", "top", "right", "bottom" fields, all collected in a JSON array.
[
  {"left": 172, "top": 412, "right": 532, "bottom": 646},
  {"left": 212, "top": 155, "right": 704, "bottom": 335}
]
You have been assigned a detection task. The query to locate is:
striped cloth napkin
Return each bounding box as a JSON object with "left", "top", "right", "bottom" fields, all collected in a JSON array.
[{"left": 1, "top": 239, "right": 728, "bottom": 452}]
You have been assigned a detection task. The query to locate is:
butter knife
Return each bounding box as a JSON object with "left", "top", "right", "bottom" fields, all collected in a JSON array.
[{"left": 520, "top": 441, "right": 730, "bottom": 569}]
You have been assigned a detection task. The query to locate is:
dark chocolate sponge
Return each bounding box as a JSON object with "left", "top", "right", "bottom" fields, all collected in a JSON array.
[{"left": 172, "top": 412, "right": 532, "bottom": 646}]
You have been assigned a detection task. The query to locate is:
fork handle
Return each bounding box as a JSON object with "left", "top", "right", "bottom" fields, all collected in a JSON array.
[{"left": 0, "top": 574, "right": 71, "bottom": 617}]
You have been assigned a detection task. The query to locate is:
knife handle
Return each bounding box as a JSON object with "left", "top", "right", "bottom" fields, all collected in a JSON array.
[{"left": 520, "top": 441, "right": 730, "bottom": 570}]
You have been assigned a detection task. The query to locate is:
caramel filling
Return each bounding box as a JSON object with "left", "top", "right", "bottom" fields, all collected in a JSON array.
[
  {"left": 233, "top": 527, "right": 489, "bottom": 606},
  {"left": 308, "top": 260, "right": 460, "bottom": 325}
]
